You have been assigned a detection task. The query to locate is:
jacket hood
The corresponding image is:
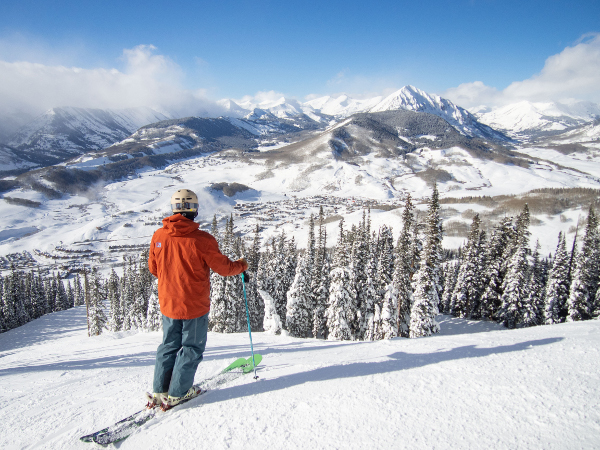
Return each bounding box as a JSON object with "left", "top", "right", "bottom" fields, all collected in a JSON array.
[{"left": 162, "top": 214, "right": 200, "bottom": 237}]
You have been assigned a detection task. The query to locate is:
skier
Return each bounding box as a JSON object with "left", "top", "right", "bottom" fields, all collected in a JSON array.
[{"left": 146, "top": 189, "right": 248, "bottom": 409}]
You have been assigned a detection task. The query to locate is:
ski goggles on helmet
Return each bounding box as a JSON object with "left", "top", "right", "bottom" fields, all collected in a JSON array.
[{"left": 171, "top": 202, "right": 199, "bottom": 211}]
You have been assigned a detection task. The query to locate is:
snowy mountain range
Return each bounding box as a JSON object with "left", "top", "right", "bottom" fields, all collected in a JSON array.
[
  {"left": 3, "top": 107, "right": 170, "bottom": 171},
  {"left": 474, "top": 100, "right": 600, "bottom": 142}
]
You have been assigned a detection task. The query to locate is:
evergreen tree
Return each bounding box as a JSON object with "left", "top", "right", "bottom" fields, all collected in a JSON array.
[
  {"left": 73, "top": 274, "right": 84, "bottom": 307},
  {"left": 107, "top": 269, "right": 123, "bottom": 332},
  {"left": 145, "top": 281, "right": 162, "bottom": 332},
  {"left": 286, "top": 251, "right": 313, "bottom": 337},
  {"left": 326, "top": 220, "right": 356, "bottom": 340},
  {"left": 478, "top": 217, "right": 513, "bottom": 320},
  {"left": 312, "top": 207, "right": 330, "bottom": 339},
  {"left": 211, "top": 216, "right": 237, "bottom": 333},
  {"left": 351, "top": 211, "right": 371, "bottom": 339},
  {"left": 450, "top": 214, "right": 484, "bottom": 318},
  {"left": 440, "top": 262, "right": 459, "bottom": 315},
  {"left": 260, "top": 288, "right": 282, "bottom": 334},
  {"left": 55, "top": 274, "right": 69, "bottom": 311},
  {"left": 34, "top": 271, "right": 47, "bottom": 318},
  {"left": 526, "top": 241, "right": 546, "bottom": 326},
  {"left": 247, "top": 224, "right": 264, "bottom": 331},
  {"left": 545, "top": 232, "right": 570, "bottom": 324},
  {"left": 567, "top": 206, "right": 600, "bottom": 321},
  {"left": 66, "top": 280, "right": 75, "bottom": 309},
  {"left": 209, "top": 220, "right": 228, "bottom": 332},
  {"left": 2, "top": 268, "right": 18, "bottom": 330},
  {"left": 409, "top": 184, "right": 442, "bottom": 338},
  {"left": 363, "top": 237, "right": 380, "bottom": 341},
  {"left": 375, "top": 231, "right": 397, "bottom": 339},
  {"left": 498, "top": 205, "right": 531, "bottom": 329},
  {"left": 396, "top": 194, "right": 417, "bottom": 338},
  {"left": 88, "top": 269, "right": 107, "bottom": 336}
]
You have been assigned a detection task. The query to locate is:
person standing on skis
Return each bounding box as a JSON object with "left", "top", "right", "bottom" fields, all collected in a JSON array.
[{"left": 147, "top": 188, "right": 248, "bottom": 410}]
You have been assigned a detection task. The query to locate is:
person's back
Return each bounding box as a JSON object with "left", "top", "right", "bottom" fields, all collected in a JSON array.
[{"left": 146, "top": 188, "right": 247, "bottom": 410}]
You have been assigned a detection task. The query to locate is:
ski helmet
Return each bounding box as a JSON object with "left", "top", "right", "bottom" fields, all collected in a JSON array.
[{"left": 170, "top": 189, "right": 199, "bottom": 219}]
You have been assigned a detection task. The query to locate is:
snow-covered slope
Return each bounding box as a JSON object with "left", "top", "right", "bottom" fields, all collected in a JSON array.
[
  {"left": 220, "top": 86, "right": 508, "bottom": 142},
  {"left": 369, "top": 86, "right": 509, "bottom": 141},
  {"left": 1, "top": 308, "right": 598, "bottom": 449},
  {"left": 477, "top": 100, "right": 600, "bottom": 141},
  {"left": 0, "top": 143, "right": 37, "bottom": 173},
  {"left": 6, "top": 106, "right": 170, "bottom": 167}
]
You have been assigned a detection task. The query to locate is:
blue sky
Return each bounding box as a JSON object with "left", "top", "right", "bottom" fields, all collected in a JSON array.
[{"left": 0, "top": 0, "right": 599, "bottom": 113}]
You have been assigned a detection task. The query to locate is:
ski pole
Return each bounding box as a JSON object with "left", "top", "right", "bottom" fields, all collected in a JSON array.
[{"left": 241, "top": 272, "right": 259, "bottom": 380}]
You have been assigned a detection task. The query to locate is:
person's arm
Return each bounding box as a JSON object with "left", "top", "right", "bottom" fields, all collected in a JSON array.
[
  {"left": 203, "top": 235, "right": 248, "bottom": 276},
  {"left": 148, "top": 234, "right": 158, "bottom": 278}
]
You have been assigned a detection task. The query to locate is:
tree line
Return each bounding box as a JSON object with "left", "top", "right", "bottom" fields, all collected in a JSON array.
[{"left": 1, "top": 184, "right": 598, "bottom": 340}]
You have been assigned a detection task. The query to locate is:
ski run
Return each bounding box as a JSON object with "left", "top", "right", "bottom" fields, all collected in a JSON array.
[{"left": 0, "top": 306, "right": 599, "bottom": 449}]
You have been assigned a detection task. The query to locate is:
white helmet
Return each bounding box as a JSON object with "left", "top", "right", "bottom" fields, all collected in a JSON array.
[{"left": 171, "top": 189, "right": 199, "bottom": 218}]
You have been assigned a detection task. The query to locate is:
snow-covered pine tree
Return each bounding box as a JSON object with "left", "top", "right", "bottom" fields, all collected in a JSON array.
[
  {"left": 120, "top": 259, "right": 135, "bottom": 331},
  {"left": 363, "top": 237, "right": 379, "bottom": 341},
  {"left": 232, "top": 234, "right": 246, "bottom": 332},
  {"left": 440, "top": 262, "right": 458, "bottom": 314},
  {"left": 209, "top": 217, "right": 227, "bottom": 332},
  {"left": 272, "top": 232, "right": 294, "bottom": 328},
  {"left": 107, "top": 269, "right": 123, "bottom": 332},
  {"left": 211, "top": 216, "right": 237, "bottom": 333},
  {"left": 526, "top": 241, "right": 546, "bottom": 326},
  {"left": 34, "top": 271, "right": 47, "bottom": 318},
  {"left": 46, "top": 274, "right": 57, "bottom": 313},
  {"left": 2, "top": 268, "right": 18, "bottom": 330},
  {"left": 352, "top": 211, "right": 371, "bottom": 340},
  {"left": 498, "top": 205, "right": 532, "bottom": 328},
  {"left": 56, "top": 274, "right": 69, "bottom": 311},
  {"left": 73, "top": 273, "right": 84, "bottom": 307},
  {"left": 145, "top": 281, "right": 162, "bottom": 332},
  {"left": 395, "top": 193, "right": 417, "bottom": 337},
  {"left": 326, "top": 219, "right": 357, "bottom": 340},
  {"left": 376, "top": 232, "right": 397, "bottom": 339},
  {"left": 545, "top": 232, "right": 570, "bottom": 324},
  {"left": 477, "top": 217, "right": 514, "bottom": 320},
  {"left": 130, "top": 261, "right": 148, "bottom": 331},
  {"left": 247, "top": 224, "right": 264, "bottom": 331},
  {"left": 260, "top": 289, "right": 282, "bottom": 334},
  {"left": 88, "top": 268, "right": 107, "bottom": 336},
  {"left": 286, "top": 251, "right": 314, "bottom": 337},
  {"left": 66, "top": 280, "right": 74, "bottom": 309},
  {"left": 450, "top": 214, "right": 484, "bottom": 318},
  {"left": 567, "top": 206, "right": 600, "bottom": 322},
  {"left": 409, "top": 183, "right": 442, "bottom": 338},
  {"left": 312, "top": 206, "right": 330, "bottom": 339}
]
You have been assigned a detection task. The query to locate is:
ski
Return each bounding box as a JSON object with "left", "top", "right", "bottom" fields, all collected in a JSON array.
[{"left": 80, "top": 354, "right": 262, "bottom": 445}]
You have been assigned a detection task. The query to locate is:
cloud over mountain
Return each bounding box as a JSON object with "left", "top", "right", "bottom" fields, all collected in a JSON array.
[
  {"left": 0, "top": 45, "right": 222, "bottom": 129},
  {"left": 444, "top": 33, "right": 600, "bottom": 109}
]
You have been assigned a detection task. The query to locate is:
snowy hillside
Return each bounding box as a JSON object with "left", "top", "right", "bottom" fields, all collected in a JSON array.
[
  {"left": 476, "top": 100, "right": 600, "bottom": 141},
  {"left": 221, "top": 86, "right": 508, "bottom": 142},
  {"left": 3, "top": 107, "right": 170, "bottom": 170},
  {"left": 368, "top": 86, "right": 509, "bottom": 141},
  {"left": 0, "top": 307, "right": 598, "bottom": 449}
]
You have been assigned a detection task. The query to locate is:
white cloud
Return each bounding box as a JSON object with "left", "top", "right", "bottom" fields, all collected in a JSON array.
[
  {"left": 233, "top": 90, "right": 290, "bottom": 108},
  {"left": 0, "top": 45, "right": 223, "bottom": 130},
  {"left": 444, "top": 33, "right": 600, "bottom": 109}
]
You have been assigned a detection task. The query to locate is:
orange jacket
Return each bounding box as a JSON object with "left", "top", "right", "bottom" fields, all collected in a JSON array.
[{"left": 148, "top": 214, "right": 246, "bottom": 320}]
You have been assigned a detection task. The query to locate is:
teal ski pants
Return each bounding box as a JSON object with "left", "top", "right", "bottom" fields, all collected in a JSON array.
[{"left": 152, "top": 313, "right": 208, "bottom": 397}]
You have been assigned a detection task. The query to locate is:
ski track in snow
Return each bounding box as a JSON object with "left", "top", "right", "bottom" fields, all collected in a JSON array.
[{"left": 0, "top": 307, "right": 599, "bottom": 449}]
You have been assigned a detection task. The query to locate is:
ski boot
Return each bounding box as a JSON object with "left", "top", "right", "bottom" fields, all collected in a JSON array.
[
  {"left": 145, "top": 392, "right": 167, "bottom": 409},
  {"left": 161, "top": 387, "right": 203, "bottom": 411}
]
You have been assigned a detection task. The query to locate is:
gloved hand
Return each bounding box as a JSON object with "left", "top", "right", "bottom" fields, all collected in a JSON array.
[{"left": 237, "top": 257, "right": 249, "bottom": 271}]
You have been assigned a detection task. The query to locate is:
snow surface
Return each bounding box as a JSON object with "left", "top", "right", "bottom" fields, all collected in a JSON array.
[{"left": 1, "top": 308, "right": 599, "bottom": 449}]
